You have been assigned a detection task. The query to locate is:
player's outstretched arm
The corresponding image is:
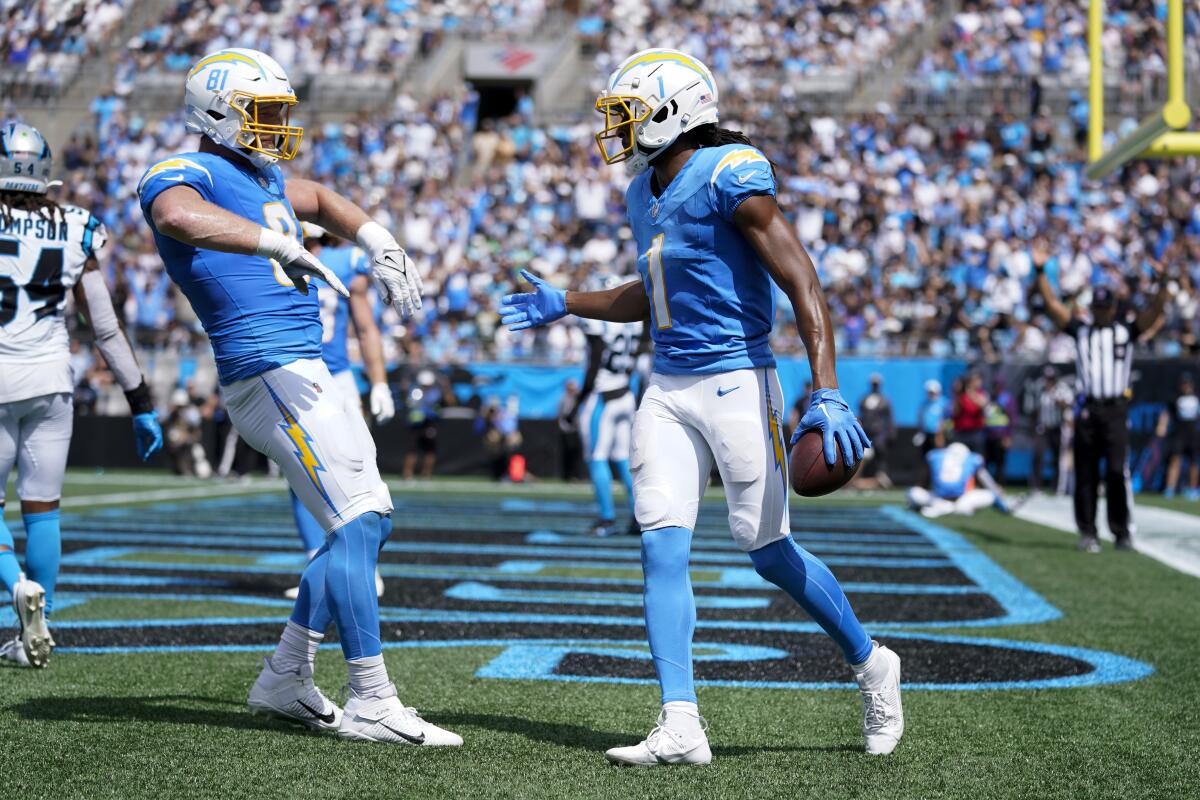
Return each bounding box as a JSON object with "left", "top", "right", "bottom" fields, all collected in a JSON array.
[
  {"left": 733, "top": 194, "right": 869, "bottom": 468},
  {"left": 150, "top": 185, "right": 347, "bottom": 298},
  {"left": 500, "top": 270, "right": 648, "bottom": 331},
  {"left": 1030, "top": 241, "right": 1071, "bottom": 331},
  {"left": 286, "top": 179, "right": 422, "bottom": 318},
  {"left": 348, "top": 273, "right": 395, "bottom": 424},
  {"left": 72, "top": 260, "right": 163, "bottom": 462}
]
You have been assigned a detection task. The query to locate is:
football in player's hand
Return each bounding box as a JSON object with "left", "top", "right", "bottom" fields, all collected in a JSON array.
[{"left": 789, "top": 430, "right": 860, "bottom": 497}]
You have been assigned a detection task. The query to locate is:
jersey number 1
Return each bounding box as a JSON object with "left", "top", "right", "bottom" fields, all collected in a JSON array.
[{"left": 645, "top": 233, "right": 671, "bottom": 330}]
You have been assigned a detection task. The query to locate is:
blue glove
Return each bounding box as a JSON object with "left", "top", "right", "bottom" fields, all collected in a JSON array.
[
  {"left": 132, "top": 412, "right": 163, "bottom": 462},
  {"left": 499, "top": 269, "right": 567, "bottom": 331},
  {"left": 792, "top": 388, "right": 872, "bottom": 468}
]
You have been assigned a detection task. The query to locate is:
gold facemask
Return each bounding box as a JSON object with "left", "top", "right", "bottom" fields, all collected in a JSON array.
[
  {"left": 594, "top": 94, "right": 653, "bottom": 165},
  {"left": 229, "top": 91, "right": 303, "bottom": 161}
]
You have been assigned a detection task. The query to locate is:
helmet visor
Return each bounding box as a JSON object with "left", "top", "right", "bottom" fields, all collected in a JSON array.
[
  {"left": 230, "top": 92, "right": 304, "bottom": 161},
  {"left": 594, "top": 94, "right": 652, "bottom": 164}
]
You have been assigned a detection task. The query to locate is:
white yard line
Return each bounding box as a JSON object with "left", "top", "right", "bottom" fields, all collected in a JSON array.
[{"left": 1016, "top": 494, "right": 1200, "bottom": 579}]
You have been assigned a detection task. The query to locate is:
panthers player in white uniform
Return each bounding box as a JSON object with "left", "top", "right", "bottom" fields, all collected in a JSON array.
[
  {"left": 573, "top": 274, "right": 644, "bottom": 536},
  {"left": 0, "top": 123, "right": 162, "bottom": 668}
]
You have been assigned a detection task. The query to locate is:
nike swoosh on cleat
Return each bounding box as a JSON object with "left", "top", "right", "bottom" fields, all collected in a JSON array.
[
  {"left": 296, "top": 700, "right": 336, "bottom": 724},
  {"left": 717, "top": 386, "right": 740, "bottom": 397},
  {"left": 380, "top": 722, "right": 426, "bottom": 744}
]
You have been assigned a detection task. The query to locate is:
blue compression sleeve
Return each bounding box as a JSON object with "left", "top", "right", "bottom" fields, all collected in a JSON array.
[
  {"left": 290, "top": 490, "right": 327, "bottom": 555},
  {"left": 613, "top": 459, "right": 634, "bottom": 515},
  {"left": 323, "top": 511, "right": 384, "bottom": 659},
  {"left": 289, "top": 540, "right": 332, "bottom": 633},
  {"left": 641, "top": 526, "right": 697, "bottom": 704},
  {"left": 23, "top": 510, "right": 61, "bottom": 617},
  {"left": 750, "top": 535, "right": 873, "bottom": 665},
  {"left": 589, "top": 460, "right": 615, "bottom": 520},
  {"left": 0, "top": 515, "right": 20, "bottom": 595}
]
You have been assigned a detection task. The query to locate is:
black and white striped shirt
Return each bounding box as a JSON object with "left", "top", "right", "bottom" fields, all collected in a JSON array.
[{"left": 1066, "top": 320, "right": 1138, "bottom": 401}]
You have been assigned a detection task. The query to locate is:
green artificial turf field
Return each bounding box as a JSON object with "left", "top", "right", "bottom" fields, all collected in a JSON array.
[{"left": 1, "top": 471, "right": 1196, "bottom": 800}]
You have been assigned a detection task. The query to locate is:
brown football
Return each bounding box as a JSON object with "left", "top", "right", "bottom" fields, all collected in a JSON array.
[{"left": 789, "top": 429, "right": 860, "bottom": 497}]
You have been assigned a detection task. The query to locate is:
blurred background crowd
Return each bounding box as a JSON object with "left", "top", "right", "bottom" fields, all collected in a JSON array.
[{"left": 4, "top": 0, "right": 1200, "bottom": 411}]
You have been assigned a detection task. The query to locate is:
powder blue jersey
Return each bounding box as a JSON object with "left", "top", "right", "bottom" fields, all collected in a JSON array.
[
  {"left": 137, "top": 151, "right": 321, "bottom": 384},
  {"left": 626, "top": 144, "right": 777, "bottom": 375},
  {"left": 928, "top": 446, "right": 984, "bottom": 499},
  {"left": 317, "top": 244, "right": 369, "bottom": 375}
]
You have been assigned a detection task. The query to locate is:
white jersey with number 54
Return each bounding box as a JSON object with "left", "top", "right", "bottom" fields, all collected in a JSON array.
[{"left": 0, "top": 203, "right": 106, "bottom": 402}]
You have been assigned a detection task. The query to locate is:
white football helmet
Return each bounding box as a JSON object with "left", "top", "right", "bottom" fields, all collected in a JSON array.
[
  {"left": 0, "top": 122, "right": 53, "bottom": 194},
  {"left": 184, "top": 48, "right": 303, "bottom": 170},
  {"left": 595, "top": 48, "right": 720, "bottom": 175}
]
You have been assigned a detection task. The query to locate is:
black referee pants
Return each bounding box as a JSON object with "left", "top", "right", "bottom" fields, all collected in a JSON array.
[{"left": 1073, "top": 400, "right": 1133, "bottom": 541}]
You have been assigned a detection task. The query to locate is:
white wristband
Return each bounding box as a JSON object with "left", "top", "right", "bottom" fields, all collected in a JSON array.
[
  {"left": 355, "top": 220, "right": 396, "bottom": 255},
  {"left": 255, "top": 227, "right": 293, "bottom": 261}
]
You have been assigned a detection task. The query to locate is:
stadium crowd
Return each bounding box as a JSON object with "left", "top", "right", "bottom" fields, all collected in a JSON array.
[
  {"left": 1, "top": 0, "right": 130, "bottom": 98},
  {"left": 122, "top": 0, "right": 549, "bottom": 80},
  {"left": 914, "top": 0, "right": 1183, "bottom": 82}
]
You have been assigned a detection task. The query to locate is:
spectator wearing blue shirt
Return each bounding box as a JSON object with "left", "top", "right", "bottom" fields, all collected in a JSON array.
[{"left": 917, "top": 380, "right": 950, "bottom": 456}]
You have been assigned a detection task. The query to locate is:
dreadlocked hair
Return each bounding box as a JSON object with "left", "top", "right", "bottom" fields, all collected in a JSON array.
[
  {"left": 685, "top": 123, "right": 778, "bottom": 179},
  {"left": 0, "top": 191, "right": 63, "bottom": 229}
]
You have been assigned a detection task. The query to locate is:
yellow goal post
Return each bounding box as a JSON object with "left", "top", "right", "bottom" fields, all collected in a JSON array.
[{"left": 1086, "top": 0, "right": 1200, "bottom": 180}]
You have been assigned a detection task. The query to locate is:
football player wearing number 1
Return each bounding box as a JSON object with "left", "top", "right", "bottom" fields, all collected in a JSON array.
[
  {"left": 0, "top": 123, "right": 163, "bottom": 669},
  {"left": 501, "top": 49, "right": 904, "bottom": 764},
  {"left": 138, "top": 49, "right": 459, "bottom": 746}
]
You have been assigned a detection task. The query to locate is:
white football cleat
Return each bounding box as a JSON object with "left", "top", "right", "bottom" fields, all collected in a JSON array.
[
  {"left": 338, "top": 683, "right": 462, "bottom": 746},
  {"left": 12, "top": 574, "right": 52, "bottom": 668},
  {"left": 284, "top": 567, "right": 383, "bottom": 601},
  {"left": 0, "top": 636, "right": 31, "bottom": 667},
  {"left": 247, "top": 657, "right": 342, "bottom": 731},
  {"left": 855, "top": 641, "right": 904, "bottom": 755},
  {"left": 605, "top": 711, "right": 712, "bottom": 766}
]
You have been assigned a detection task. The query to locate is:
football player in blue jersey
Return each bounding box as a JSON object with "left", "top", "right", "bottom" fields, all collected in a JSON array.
[
  {"left": 137, "top": 49, "right": 459, "bottom": 746},
  {"left": 283, "top": 224, "right": 393, "bottom": 600},
  {"left": 501, "top": 49, "right": 904, "bottom": 764},
  {"left": 908, "top": 442, "right": 1013, "bottom": 518}
]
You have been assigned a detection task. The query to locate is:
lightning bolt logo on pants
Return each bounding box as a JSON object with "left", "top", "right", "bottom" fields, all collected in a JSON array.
[
  {"left": 262, "top": 378, "right": 338, "bottom": 516},
  {"left": 765, "top": 376, "right": 787, "bottom": 488}
]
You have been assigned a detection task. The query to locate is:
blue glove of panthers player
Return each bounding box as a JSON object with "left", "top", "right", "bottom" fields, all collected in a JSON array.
[
  {"left": 793, "top": 388, "right": 872, "bottom": 468},
  {"left": 132, "top": 412, "right": 163, "bottom": 462},
  {"left": 499, "top": 269, "right": 568, "bottom": 331}
]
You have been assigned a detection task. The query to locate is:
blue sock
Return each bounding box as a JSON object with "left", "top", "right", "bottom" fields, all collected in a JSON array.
[
  {"left": 589, "top": 460, "right": 615, "bottom": 520},
  {"left": 641, "top": 526, "right": 696, "bottom": 704},
  {"left": 750, "top": 535, "right": 873, "bottom": 665},
  {"left": 288, "top": 541, "right": 332, "bottom": 633},
  {"left": 613, "top": 459, "right": 634, "bottom": 515},
  {"left": 290, "top": 490, "right": 327, "bottom": 555},
  {"left": 0, "top": 514, "right": 20, "bottom": 595},
  {"left": 323, "top": 511, "right": 384, "bottom": 660},
  {"left": 23, "top": 510, "right": 61, "bottom": 617}
]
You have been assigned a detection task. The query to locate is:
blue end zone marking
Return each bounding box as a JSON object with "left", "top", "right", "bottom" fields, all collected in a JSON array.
[
  {"left": 527, "top": 530, "right": 930, "bottom": 546},
  {"left": 57, "top": 573, "right": 231, "bottom": 588},
  {"left": 445, "top": 581, "right": 772, "bottom": 609},
  {"left": 55, "top": 635, "right": 1154, "bottom": 691},
  {"left": 883, "top": 506, "right": 1061, "bottom": 626}
]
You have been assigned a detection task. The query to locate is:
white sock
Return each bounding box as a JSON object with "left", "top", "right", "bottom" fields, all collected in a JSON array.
[
  {"left": 347, "top": 654, "right": 391, "bottom": 698},
  {"left": 662, "top": 701, "right": 704, "bottom": 738},
  {"left": 852, "top": 641, "right": 887, "bottom": 684},
  {"left": 270, "top": 620, "right": 323, "bottom": 674}
]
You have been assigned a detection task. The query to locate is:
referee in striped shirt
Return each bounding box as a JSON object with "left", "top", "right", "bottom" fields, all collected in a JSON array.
[{"left": 1032, "top": 243, "right": 1173, "bottom": 552}]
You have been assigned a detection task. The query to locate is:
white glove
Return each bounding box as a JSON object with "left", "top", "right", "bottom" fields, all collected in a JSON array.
[
  {"left": 257, "top": 228, "right": 348, "bottom": 298},
  {"left": 369, "top": 382, "right": 395, "bottom": 424},
  {"left": 357, "top": 221, "right": 423, "bottom": 318}
]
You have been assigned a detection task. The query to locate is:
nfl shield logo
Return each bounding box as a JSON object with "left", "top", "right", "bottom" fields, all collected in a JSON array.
[{"left": 650, "top": 201, "right": 658, "bottom": 219}]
